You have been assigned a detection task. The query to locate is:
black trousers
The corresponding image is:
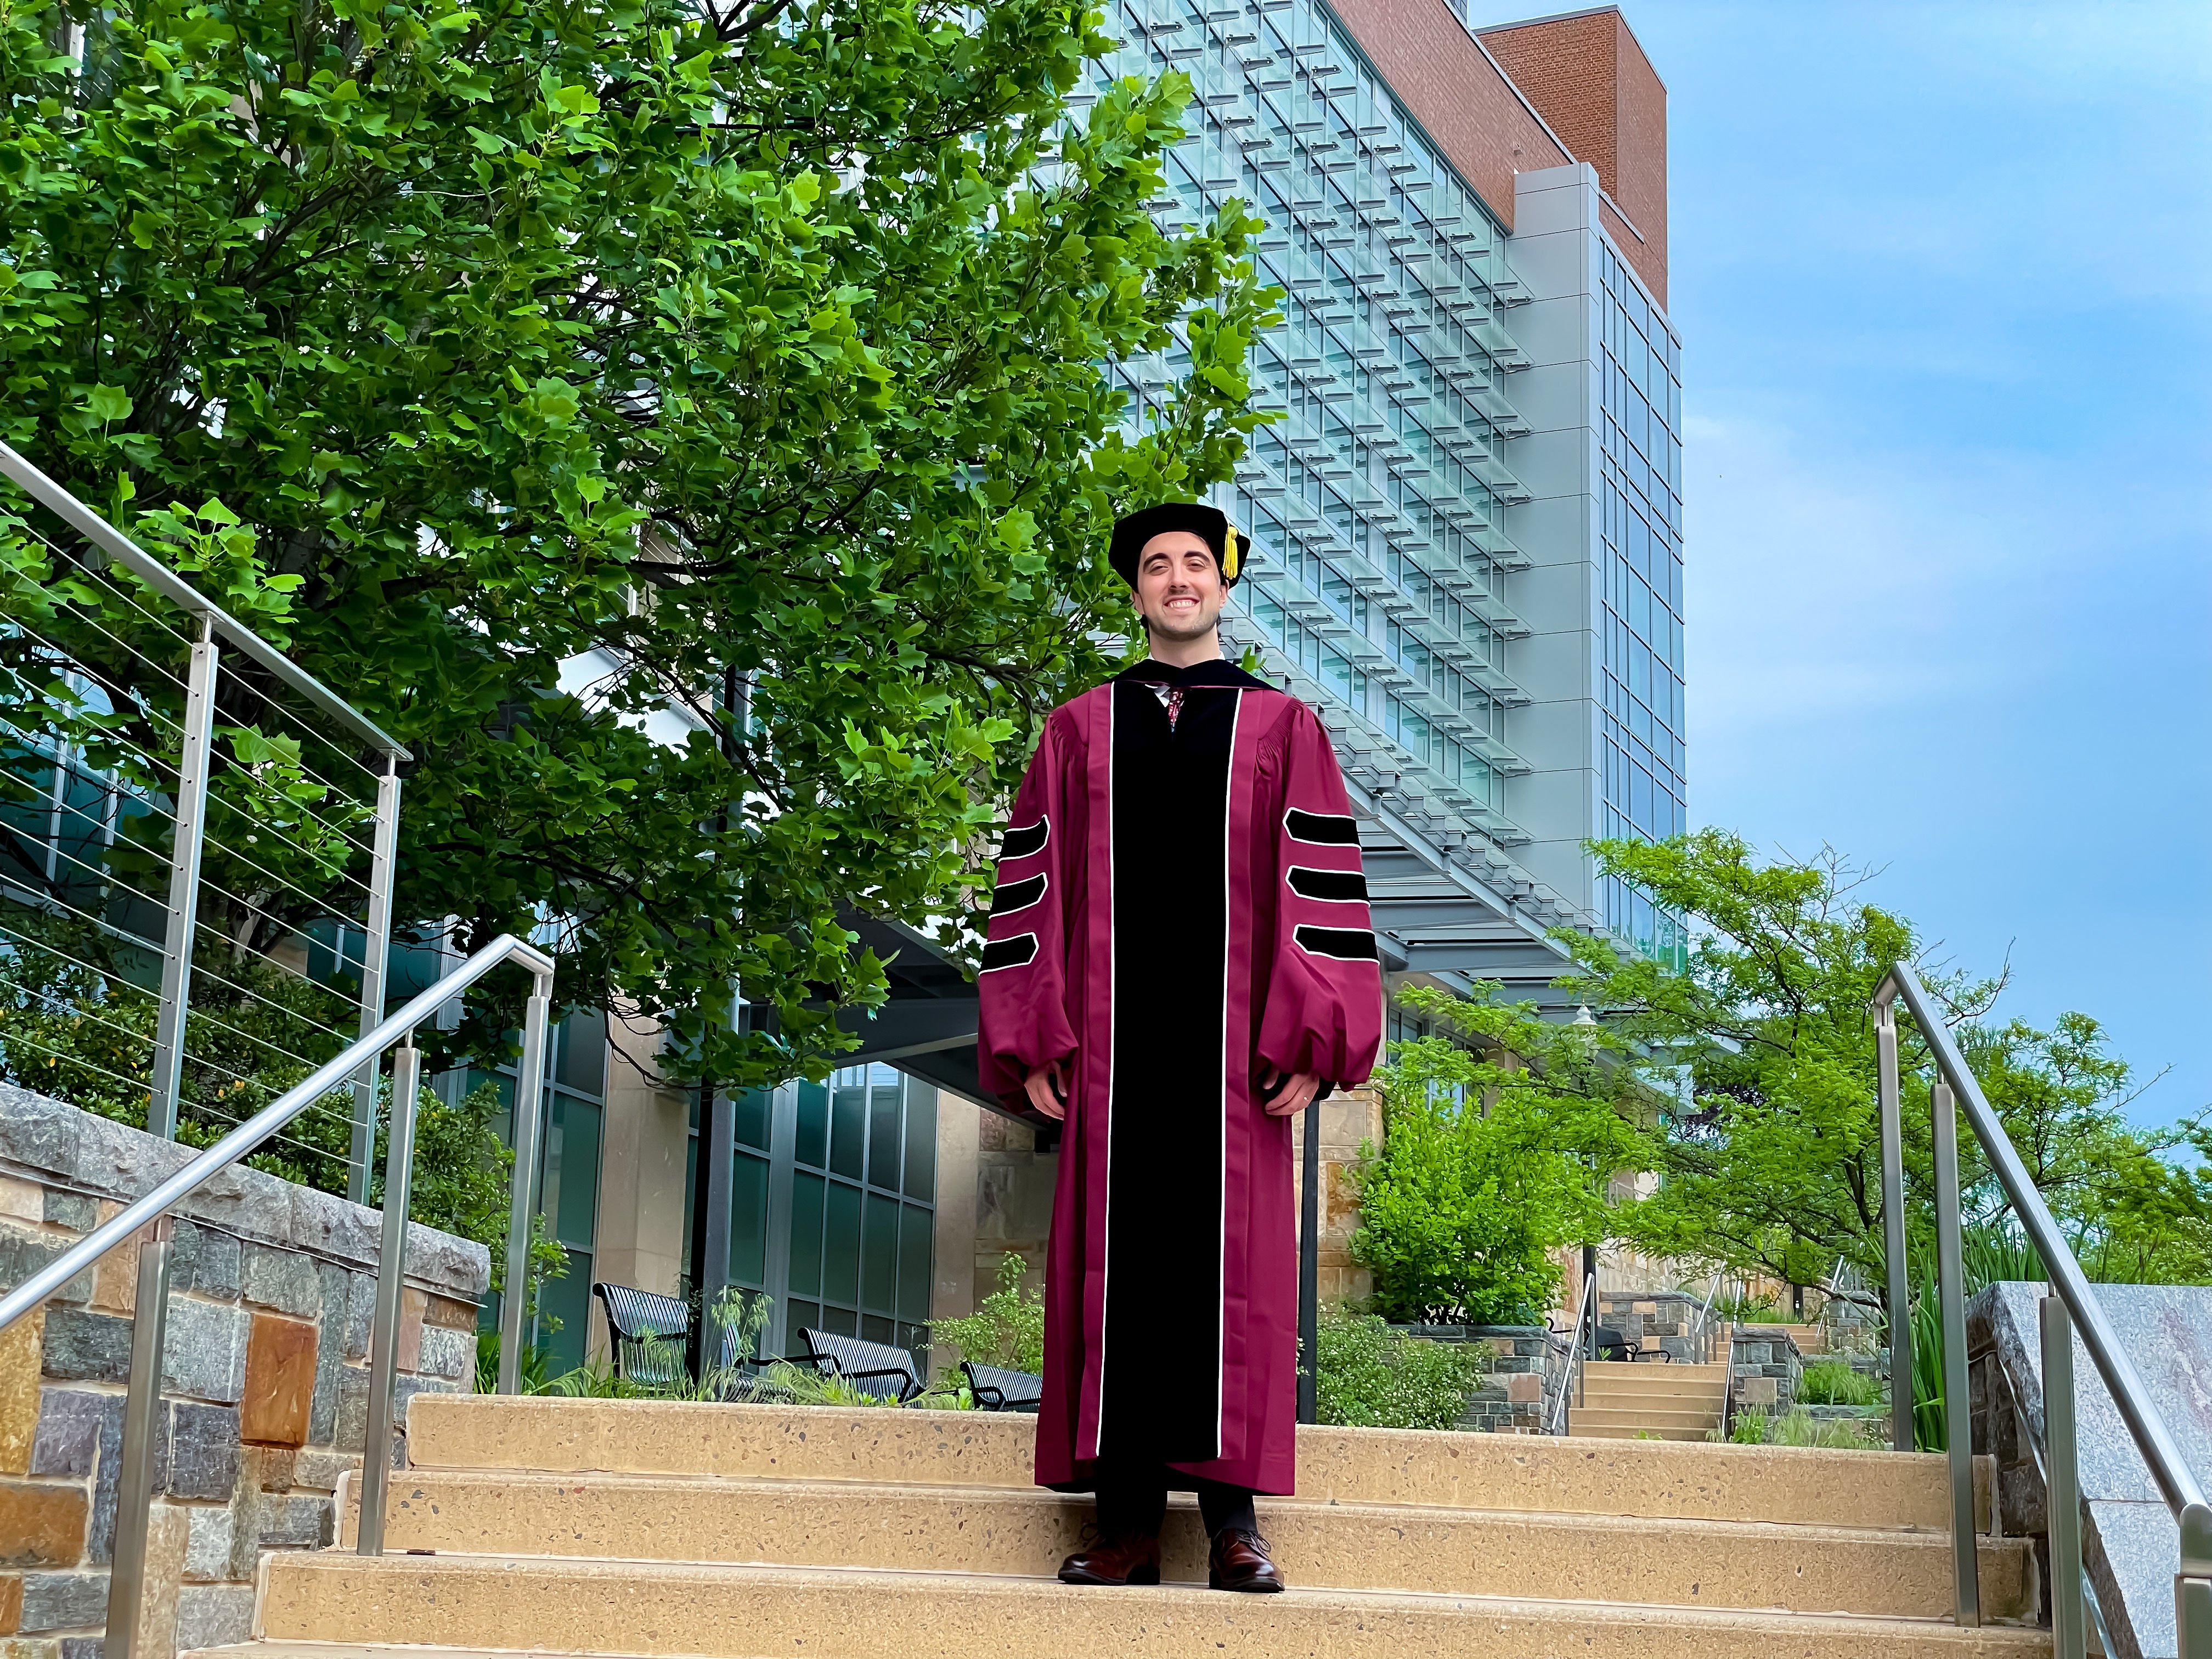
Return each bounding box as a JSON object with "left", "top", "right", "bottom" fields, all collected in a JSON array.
[{"left": 1094, "top": 1463, "right": 1257, "bottom": 1542}]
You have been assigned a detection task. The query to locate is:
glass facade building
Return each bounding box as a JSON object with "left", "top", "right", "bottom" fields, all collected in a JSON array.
[{"left": 1090, "top": 0, "right": 1684, "bottom": 978}]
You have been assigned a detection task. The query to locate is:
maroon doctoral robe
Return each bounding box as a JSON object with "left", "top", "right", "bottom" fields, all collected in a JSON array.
[{"left": 976, "top": 657, "right": 1383, "bottom": 1496}]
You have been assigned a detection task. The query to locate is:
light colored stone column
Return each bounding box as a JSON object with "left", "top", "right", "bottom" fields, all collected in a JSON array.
[
  {"left": 589, "top": 1016, "right": 693, "bottom": 1361},
  {"left": 928, "top": 1093, "right": 981, "bottom": 1380},
  {"left": 974, "top": 1113, "right": 1056, "bottom": 1296},
  {"left": 1291, "top": 1084, "right": 1381, "bottom": 1309}
]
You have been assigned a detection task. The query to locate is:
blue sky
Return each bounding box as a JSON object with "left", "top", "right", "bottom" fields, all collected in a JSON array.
[{"left": 1615, "top": 2, "right": 2211, "bottom": 1125}]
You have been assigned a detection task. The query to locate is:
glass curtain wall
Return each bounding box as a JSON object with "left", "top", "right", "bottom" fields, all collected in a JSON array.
[
  {"left": 1088, "top": 0, "right": 1538, "bottom": 861},
  {"left": 1594, "top": 242, "right": 1687, "bottom": 970},
  {"left": 687, "top": 1063, "right": 939, "bottom": 1371}
]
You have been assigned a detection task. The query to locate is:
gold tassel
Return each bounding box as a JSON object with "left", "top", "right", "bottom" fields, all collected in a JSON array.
[{"left": 1223, "top": 525, "right": 1241, "bottom": 580}]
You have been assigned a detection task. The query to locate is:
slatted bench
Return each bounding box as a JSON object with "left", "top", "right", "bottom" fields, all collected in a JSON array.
[{"left": 961, "top": 1361, "right": 1042, "bottom": 1413}]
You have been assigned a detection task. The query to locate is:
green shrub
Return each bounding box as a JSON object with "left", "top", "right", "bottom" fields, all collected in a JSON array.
[
  {"left": 1350, "top": 985, "right": 1642, "bottom": 1327},
  {"left": 1798, "top": 1360, "right": 1881, "bottom": 1407},
  {"left": 929, "top": 1251, "right": 1045, "bottom": 1376},
  {"left": 1314, "top": 1307, "right": 1487, "bottom": 1431},
  {"left": 1714, "top": 1407, "right": 1884, "bottom": 1451}
]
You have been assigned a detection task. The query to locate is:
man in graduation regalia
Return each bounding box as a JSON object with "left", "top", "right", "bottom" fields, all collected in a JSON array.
[{"left": 975, "top": 502, "right": 1383, "bottom": 1593}]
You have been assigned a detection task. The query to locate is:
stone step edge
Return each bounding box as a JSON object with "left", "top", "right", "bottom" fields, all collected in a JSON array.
[
  {"left": 340, "top": 1468, "right": 1999, "bottom": 1547},
  {"left": 261, "top": 1551, "right": 2053, "bottom": 1639}
]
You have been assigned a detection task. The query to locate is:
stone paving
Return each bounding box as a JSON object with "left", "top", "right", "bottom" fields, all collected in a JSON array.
[{"left": 0, "top": 1084, "right": 487, "bottom": 1659}]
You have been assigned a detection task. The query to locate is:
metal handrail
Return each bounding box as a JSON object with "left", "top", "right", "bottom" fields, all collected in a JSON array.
[
  {"left": 1548, "top": 1267, "right": 1595, "bottom": 1434},
  {"left": 0, "top": 932, "right": 555, "bottom": 1657},
  {"left": 1877, "top": 961, "right": 2211, "bottom": 1657},
  {"left": 1691, "top": 1269, "right": 1723, "bottom": 1364},
  {"left": 0, "top": 438, "right": 409, "bottom": 759}
]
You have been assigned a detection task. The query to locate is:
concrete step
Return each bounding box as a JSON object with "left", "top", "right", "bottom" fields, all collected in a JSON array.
[
  {"left": 1567, "top": 1406, "right": 1726, "bottom": 1434},
  {"left": 1573, "top": 1423, "right": 1723, "bottom": 1442},
  {"left": 405, "top": 1397, "right": 1989, "bottom": 1532},
  {"left": 1578, "top": 1384, "right": 1729, "bottom": 1407},
  {"left": 1581, "top": 1361, "right": 1729, "bottom": 1388},
  {"left": 255, "top": 1554, "right": 2053, "bottom": 1659},
  {"left": 337, "top": 1469, "right": 2029, "bottom": 1620}
]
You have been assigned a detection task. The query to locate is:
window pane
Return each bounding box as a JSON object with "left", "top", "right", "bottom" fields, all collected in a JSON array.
[
  {"left": 821, "top": 1304, "right": 859, "bottom": 1337},
  {"left": 823, "top": 1181, "right": 862, "bottom": 1307},
  {"left": 732, "top": 1087, "right": 772, "bottom": 1153},
  {"left": 556, "top": 1009, "right": 606, "bottom": 1096},
  {"left": 862, "top": 1192, "right": 899, "bottom": 1313},
  {"left": 830, "top": 1085, "right": 866, "bottom": 1180},
  {"left": 795, "top": 1081, "right": 828, "bottom": 1169},
  {"left": 787, "top": 1299, "right": 821, "bottom": 1339},
  {"left": 729, "top": 1151, "right": 769, "bottom": 1288},
  {"left": 897, "top": 1203, "right": 933, "bottom": 1323},
  {"left": 550, "top": 1096, "right": 600, "bottom": 1250},
  {"left": 860, "top": 1313, "right": 895, "bottom": 1346},
  {"left": 787, "top": 1171, "right": 824, "bottom": 1296},
  {"left": 867, "top": 1080, "right": 902, "bottom": 1191},
  {"left": 536, "top": 1246, "right": 592, "bottom": 1374},
  {"left": 902, "top": 1088, "right": 936, "bottom": 1200}
]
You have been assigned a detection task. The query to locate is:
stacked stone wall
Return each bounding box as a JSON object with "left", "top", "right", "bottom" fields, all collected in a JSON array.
[
  {"left": 1395, "top": 1324, "right": 1566, "bottom": 1434},
  {"left": 0, "top": 1085, "right": 487, "bottom": 1657},
  {"left": 1730, "top": 1327, "right": 1805, "bottom": 1418},
  {"left": 1596, "top": 1291, "right": 1714, "bottom": 1362}
]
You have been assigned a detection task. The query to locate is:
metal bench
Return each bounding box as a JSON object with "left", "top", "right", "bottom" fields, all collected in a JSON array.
[
  {"left": 1594, "top": 1324, "right": 1640, "bottom": 1363},
  {"left": 592, "top": 1282, "right": 691, "bottom": 1384},
  {"left": 961, "top": 1361, "right": 1042, "bottom": 1413},
  {"left": 794, "top": 1328, "right": 924, "bottom": 1404}
]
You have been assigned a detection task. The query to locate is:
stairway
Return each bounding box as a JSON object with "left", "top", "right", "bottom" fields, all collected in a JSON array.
[
  {"left": 1570, "top": 1358, "right": 1729, "bottom": 1440},
  {"left": 195, "top": 1395, "right": 2050, "bottom": 1658}
]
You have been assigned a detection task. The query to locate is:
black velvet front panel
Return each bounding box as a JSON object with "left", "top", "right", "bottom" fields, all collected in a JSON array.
[{"left": 1101, "top": 673, "right": 1239, "bottom": 1464}]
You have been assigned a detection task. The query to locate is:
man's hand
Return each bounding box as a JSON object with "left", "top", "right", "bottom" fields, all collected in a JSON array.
[
  {"left": 1024, "top": 1060, "right": 1069, "bottom": 1121},
  {"left": 1256, "top": 1065, "right": 1322, "bottom": 1118}
]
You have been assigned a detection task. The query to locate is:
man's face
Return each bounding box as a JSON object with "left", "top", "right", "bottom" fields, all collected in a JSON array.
[{"left": 1131, "top": 531, "right": 1227, "bottom": 642}]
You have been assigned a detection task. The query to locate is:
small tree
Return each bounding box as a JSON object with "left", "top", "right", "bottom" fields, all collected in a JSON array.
[
  {"left": 1350, "top": 985, "right": 1646, "bottom": 1326},
  {"left": 927, "top": 1249, "right": 1045, "bottom": 1375},
  {"left": 1561, "top": 830, "right": 2212, "bottom": 1294}
]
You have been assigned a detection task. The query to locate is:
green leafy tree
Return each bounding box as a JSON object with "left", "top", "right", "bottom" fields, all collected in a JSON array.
[
  {"left": 0, "top": 0, "right": 1278, "bottom": 1084},
  {"left": 1350, "top": 984, "right": 1646, "bottom": 1326},
  {"left": 1560, "top": 831, "right": 2212, "bottom": 1295}
]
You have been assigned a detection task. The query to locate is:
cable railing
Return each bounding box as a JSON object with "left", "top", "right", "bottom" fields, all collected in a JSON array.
[
  {"left": 0, "top": 443, "right": 565, "bottom": 1657},
  {"left": 0, "top": 933, "right": 554, "bottom": 1657},
  {"left": 1876, "top": 961, "right": 2210, "bottom": 1659},
  {"left": 0, "top": 437, "right": 404, "bottom": 1206}
]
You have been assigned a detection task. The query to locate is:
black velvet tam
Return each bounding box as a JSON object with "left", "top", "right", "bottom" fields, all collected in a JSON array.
[{"left": 1108, "top": 502, "right": 1245, "bottom": 589}]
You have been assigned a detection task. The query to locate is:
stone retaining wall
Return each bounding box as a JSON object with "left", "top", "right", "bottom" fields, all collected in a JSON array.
[
  {"left": 0, "top": 1085, "right": 488, "bottom": 1658},
  {"left": 1597, "top": 1291, "right": 1715, "bottom": 1363},
  {"left": 1730, "top": 1325, "right": 1805, "bottom": 1418},
  {"left": 1396, "top": 1324, "right": 1568, "bottom": 1434}
]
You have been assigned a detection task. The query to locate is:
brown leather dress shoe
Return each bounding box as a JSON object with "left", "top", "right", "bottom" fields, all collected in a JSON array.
[
  {"left": 1207, "top": 1527, "right": 1286, "bottom": 1592},
  {"left": 1058, "top": 1531, "right": 1162, "bottom": 1586}
]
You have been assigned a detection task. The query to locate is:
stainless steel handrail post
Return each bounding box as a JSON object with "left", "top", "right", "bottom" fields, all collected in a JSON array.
[
  {"left": 1549, "top": 1269, "right": 1594, "bottom": 1434},
  {"left": 1930, "top": 1079, "right": 1980, "bottom": 1624},
  {"left": 2041, "top": 1294, "right": 2085, "bottom": 1659},
  {"left": 2181, "top": 1504, "right": 2212, "bottom": 1659},
  {"left": 357, "top": 1040, "right": 420, "bottom": 1555},
  {"left": 147, "top": 625, "right": 217, "bottom": 1142},
  {"left": 498, "top": 985, "right": 554, "bottom": 1395},
  {"left": 348, "top": 759, "right": 403, "bottom": 1206},
  {"left": 103, "top": 1216, "right": 173, "bottom": 1659},
  {"left": 1876, "top": 999, "right": 1911, "bottom": 1453}
]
